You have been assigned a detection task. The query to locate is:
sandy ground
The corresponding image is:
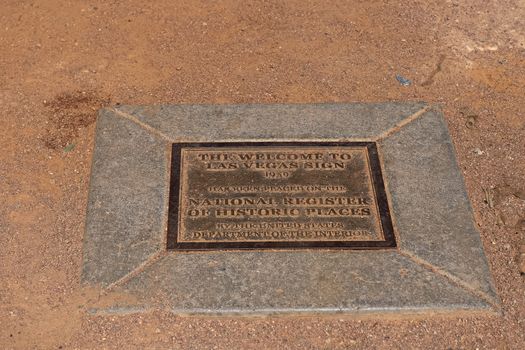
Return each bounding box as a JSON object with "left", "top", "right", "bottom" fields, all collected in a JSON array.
[{"left": 1, "top": 1, "right": 524, "bottom": 349}]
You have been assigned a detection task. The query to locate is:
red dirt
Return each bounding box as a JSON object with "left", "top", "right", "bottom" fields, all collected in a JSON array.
[{"left": 1, "top": 1, "right": 524, "bottom": 349}]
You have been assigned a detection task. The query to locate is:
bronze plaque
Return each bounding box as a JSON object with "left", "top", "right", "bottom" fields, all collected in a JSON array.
[{"left": 167, "top": 142, "right": 395, "bottom": 250}]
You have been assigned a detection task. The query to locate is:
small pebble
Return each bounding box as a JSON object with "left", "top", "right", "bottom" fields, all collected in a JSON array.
[
  {"left": 472, "top": 148, "right": 484, "bottom": 155},
  {"left": 396, "top": 74, "right": 412, "bottom": 86}
]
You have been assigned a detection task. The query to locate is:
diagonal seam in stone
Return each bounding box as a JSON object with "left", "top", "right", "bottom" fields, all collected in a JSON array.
[
  {"left": 110, "top": 107, "right": 177, "bottom": 143},
  {"left": 106, "top": 251, "right": 167, "bottom": 290},
  {"left": 374, "top": 105, "right": 433, "bottom": 141},
  {"left": 398, "top": 250, "right": 500, "bottom": 312}
]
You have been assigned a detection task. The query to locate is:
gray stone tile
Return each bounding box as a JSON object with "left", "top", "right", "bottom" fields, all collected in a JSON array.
[
  {"left": 380, "top": 109, "right": 497, "bottom": 302},
  {"left": 82, "top": 110, "right": 167, "bottom": 286},
  {"left": 82, "top": 104, "right": 498, "bottom": 315},
  {"left": 119, "top": 251, "right": 491, "bottom": 315},
  {"left": 116, "top": 103, "right": 427, "bottom": 141}
]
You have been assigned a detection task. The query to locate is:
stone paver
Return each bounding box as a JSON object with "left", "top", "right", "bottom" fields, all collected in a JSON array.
[{"left": 82, "top": 103, "right": 498, "bottom": 315}]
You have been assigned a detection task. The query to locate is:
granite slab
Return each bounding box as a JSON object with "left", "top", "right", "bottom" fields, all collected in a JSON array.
[{"left": 82, "top": 103, "right": 499, "bottom": 316}]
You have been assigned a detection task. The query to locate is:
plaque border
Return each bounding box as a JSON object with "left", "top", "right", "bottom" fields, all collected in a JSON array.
[{"left": 167, "top": 142, "right": 396, "bottom": 251}]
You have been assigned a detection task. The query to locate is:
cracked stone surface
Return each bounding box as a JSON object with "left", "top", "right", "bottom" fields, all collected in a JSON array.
[{"left": 82, "top": 103, "right": 499, "bottom": 315}]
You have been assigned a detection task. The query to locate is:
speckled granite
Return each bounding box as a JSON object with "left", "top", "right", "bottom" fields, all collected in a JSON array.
[{"left": 82, "top": 103, "right": 499, "bottom": 315}]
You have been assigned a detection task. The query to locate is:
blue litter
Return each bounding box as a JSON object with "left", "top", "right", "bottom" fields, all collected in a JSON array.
[{"left": 396, "top": 74, "right": 411, "bottom": 86}]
